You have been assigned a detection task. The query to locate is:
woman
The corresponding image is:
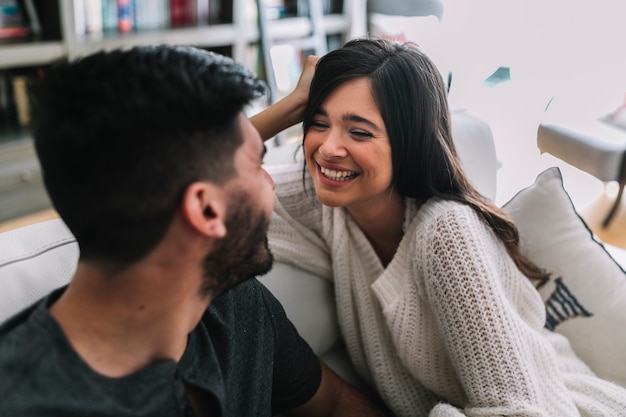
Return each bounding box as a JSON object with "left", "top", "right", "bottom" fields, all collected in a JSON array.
[{"left": 252, "top": 38, "right": 626, "bottom": 416}]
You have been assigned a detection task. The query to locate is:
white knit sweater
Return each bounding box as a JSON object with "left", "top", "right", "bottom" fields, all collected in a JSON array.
[{"left": 267, "top": 163, "right": 626, "bottom": 417}]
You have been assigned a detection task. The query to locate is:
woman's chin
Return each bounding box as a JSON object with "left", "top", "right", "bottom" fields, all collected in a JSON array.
[{"left": 314, "top": 189, "right": 347, "bottom": 208}]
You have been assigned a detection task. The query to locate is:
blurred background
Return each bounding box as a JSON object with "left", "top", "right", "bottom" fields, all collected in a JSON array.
[{"left": 1, "top": 0, "right": 625, "bottom": 235}]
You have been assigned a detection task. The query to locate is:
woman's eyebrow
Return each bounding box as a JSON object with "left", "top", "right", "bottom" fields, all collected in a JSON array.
[
  {"left": 343, "top": 113, "right": 381, "bottom": 132},
  {"left": 315, "top": 107, "right": 381, "bottom": 132}
]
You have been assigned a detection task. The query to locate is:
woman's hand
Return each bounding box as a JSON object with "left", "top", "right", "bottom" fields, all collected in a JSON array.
[
  {"left": 251, "top": 54, "right": 319, "bottom": 142},
  {"left": 290, "top": 54, "right": 319, "bottom": 113}
]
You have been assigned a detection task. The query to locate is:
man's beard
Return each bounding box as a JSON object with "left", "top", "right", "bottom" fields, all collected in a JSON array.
[{"left": 200, "top": 190, "right": 273, "bottom": 298}]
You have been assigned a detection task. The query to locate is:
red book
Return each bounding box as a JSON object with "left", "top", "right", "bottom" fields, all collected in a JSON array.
[
  {"left": 170, "top": 0, "right": 197, "bottom": 27},
  {"left": 0, "top": 25, "right": 28, "bottom": 39},
  {"left": 170, "top": 0, "right": 186, "bottom": 26}
]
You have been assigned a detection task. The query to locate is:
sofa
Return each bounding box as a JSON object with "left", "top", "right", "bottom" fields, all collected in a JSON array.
[{"left": 1, "top": 108, "right": 625, "bottom": 397}]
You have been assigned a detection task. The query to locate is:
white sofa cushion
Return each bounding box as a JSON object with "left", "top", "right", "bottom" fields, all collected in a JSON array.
[
  {"left": 504, "top": 167, "right": 626, "bottom": 387},
  {"left": 450, "top": 108, "right": 499, "bottom": 200},
  {"left": 0, "top": 216, "right": 369, "bottom": 392},
  {"left": 0, "top": 217, "right": 339, "bottom": 354},
  {"left": 0, "top": 219, "right": 78, "bottom": 324},
  {"left": 257, "top": 262, "right": 339, "bottom": 355}
]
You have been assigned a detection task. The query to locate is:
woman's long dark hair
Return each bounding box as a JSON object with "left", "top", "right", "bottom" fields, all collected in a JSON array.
[{"left": 303, "top": 38, "right": 548, "bottom": 287}]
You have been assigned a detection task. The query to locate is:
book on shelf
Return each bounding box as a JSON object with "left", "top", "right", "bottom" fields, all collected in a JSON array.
[
  {"left": 84, "top": 0, "right": 103, "bottom": 33},
  {"left": 170, "top": 0, "right": 196, "bottom": 27},
  {"left": 73, "top": 0, "right": 85, "bottom": 35},
  {"left": 117, "top": 0, "right": 133, "bottom": 33},
  {"left": 101, "top": 0, "right": 117, "bottom": 32},
  {"left": 0, "top": 68, "right": 43, "bottom": 132},
  {"left": 0, "top": 0, "right": 31, "bottom": 40},
  {"left": 257, "top": 0, "right": 341, "bottom": 22},
  {"left": 73, "top": 0, "right": 213, "bottom": 35},
  {"left": 197, "top": 0, "right": 209, "bottom": 24},
  {"left": 135, "top": 0, "right": 169, "bottom": 30},
  {"left": 11, "top": 74, "right": 28, "bottom": 127}
]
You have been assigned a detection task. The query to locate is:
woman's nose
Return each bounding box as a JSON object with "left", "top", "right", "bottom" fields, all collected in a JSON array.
[{"left": 318, "top": 130, "right": 347, "bottom": 159}]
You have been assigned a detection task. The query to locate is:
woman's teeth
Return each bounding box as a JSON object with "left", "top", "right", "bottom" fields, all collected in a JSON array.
[{"left": 320, "top": 166, "right": 358, "bottom": 181}]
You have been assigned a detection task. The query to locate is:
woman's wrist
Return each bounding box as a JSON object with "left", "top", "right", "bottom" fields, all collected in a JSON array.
[
  {"left": 278, "top": 90, "right": 308, "bottom": 128},
  {"left": 251, "top": 91, "right": 307, "bottom": 141},
  {"left": 251, "top": 54, "right": 316, "bottom": 141}
]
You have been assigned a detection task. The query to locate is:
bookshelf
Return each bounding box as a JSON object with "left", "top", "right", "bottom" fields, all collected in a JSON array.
[{"left": 0, "top": 0, "right": 353, "bottom": 223}]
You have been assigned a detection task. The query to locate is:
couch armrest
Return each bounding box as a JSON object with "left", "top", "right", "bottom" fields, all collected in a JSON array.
[
  {"left": 258, "top": 262, "right": 340, "bottom": 355},
  {"left": 451, "top": 109, "right": 499, "bottom": 201},
  {"left": 0, "top": 218, "right": 78, "bottom": 323}
]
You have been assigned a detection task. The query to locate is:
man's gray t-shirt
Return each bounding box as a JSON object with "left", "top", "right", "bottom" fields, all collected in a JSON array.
[{"left": 0, "top": 278, "right": 321, "bottom": 416}]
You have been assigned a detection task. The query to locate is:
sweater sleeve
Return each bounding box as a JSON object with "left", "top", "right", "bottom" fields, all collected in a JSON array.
[
  {"left": 266, "top": 164, "right": 333, "bottom": 279},
  {"left": 417, "top": 204, "right": 578, "bottom": 416}
]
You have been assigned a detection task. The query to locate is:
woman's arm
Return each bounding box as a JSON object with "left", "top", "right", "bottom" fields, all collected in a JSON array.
[
  {"left": 251, "top": 55, "right": 319, "bottom": 142},
  {"left": 417, "top": 206, "right": 578, "bottom": 415},
  {"left": 290, "top": 362, "right": 389, "bottom": 417}
]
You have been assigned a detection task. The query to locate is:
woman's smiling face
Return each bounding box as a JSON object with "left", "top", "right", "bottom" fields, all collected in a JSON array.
[{"left": 304, "top": 77, "right": 397, "bottom": 212}]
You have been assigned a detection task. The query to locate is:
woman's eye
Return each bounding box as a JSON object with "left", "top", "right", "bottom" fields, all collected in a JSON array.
[
  {"left": 310, "top": 121, "right": 328, "bottom": 129},
  {"left": 351, "top": 130, "right": 373, "bottom": 139}
]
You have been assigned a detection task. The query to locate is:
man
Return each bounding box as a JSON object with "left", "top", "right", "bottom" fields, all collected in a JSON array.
[{"left": 0, "top": 45, "right": 386, "bottom": 416}]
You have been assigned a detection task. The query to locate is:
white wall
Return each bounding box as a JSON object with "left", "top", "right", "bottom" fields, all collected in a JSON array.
[{"left": 369, "top": 0, "right": 626, "bottom": 207}]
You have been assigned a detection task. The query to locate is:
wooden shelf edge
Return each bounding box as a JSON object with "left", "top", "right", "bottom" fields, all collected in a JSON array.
[
  {"left": 0, "top": 208, "right": 58, "bottom": 233},
  {"left": 0, "top": 41, "right": 67, "bottom": 70}
]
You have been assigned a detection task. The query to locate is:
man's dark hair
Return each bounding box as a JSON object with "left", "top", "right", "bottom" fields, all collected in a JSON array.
[{"left": 30, "top": 45, "right": 266, "bottom": 266}]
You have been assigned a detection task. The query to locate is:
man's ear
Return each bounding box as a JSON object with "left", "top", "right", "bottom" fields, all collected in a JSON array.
[{"left": 181, "top": 182, "right": 227, "bottom": 239}]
